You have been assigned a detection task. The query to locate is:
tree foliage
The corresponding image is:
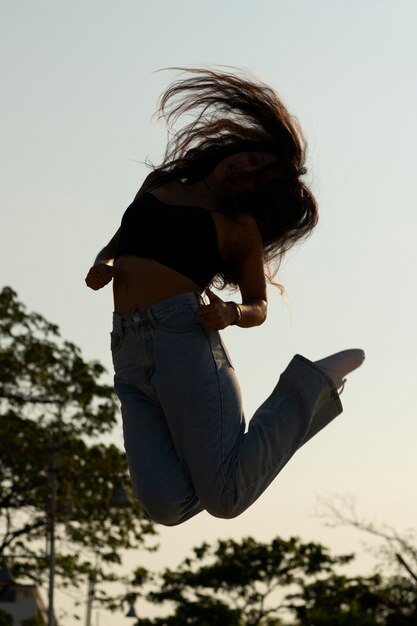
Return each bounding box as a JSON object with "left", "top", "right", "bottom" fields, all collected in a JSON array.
[
  {"left": 0, "top": 609, "right": 13, "bottom": 626},
  {"left": 132, "top": 536, "right": 417, "bottom": 625},
  {"left": 0, "top": 287, "right": 156, "bottom": 609}
]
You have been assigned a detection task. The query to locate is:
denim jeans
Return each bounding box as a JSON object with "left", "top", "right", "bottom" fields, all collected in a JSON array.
[{"left": 111, "top": 292, "right": 342, "bottom": 526}]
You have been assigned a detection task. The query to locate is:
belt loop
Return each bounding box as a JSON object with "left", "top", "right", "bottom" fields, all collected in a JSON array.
[
  {"left": 112, "top": 312, "right": 123, "bottom": 335},
  {"left": 146, "top": 309, "right": 157, "bottom": 328}
]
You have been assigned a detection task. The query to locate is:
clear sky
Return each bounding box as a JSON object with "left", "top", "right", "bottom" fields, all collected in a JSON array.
[{"left": 2, "top": 0, "right": 417, "bottom": 623}]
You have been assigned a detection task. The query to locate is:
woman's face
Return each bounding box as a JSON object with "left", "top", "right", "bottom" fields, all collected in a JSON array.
[{"left": 211, "top": 151, "right": 280, "bottom": 196}]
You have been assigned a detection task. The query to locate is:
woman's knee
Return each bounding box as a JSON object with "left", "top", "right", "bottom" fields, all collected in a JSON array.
[
  {"left": 200, "top": 492, "right": 241, "bottom": 520},
  {"left": 132, "top": 488, "right": 184, "bottom": 526},
  {"left": 141, "top": 503, "right": 184, "bottom": 526},
  {"left": 133, "top": 484, "right": 201, "bottom": 526}
]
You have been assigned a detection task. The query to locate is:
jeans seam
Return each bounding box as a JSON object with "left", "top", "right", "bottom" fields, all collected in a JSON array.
[
  {"left": 239, "top": 392, "right": 307, "bottom": 493},
  {"left": 145, "top": 324, "right": 156, "bottom": 389},
  {"left": 202, "top": 328, "right": 235, "bottom": 499}
]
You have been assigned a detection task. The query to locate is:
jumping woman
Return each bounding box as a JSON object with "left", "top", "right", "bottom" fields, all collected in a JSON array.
[{"left": 85, "top": 68, "right": 364, "bottom": 526}]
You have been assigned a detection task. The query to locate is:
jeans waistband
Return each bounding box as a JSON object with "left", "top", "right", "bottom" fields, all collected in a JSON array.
[{"left": 112, "top": 291, "right": 202, "bottom": 333}]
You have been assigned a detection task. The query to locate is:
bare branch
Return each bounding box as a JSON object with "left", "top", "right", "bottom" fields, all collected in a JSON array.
[
  {"left": 396, "top": 553, "right": 417, "bottom": 583},
  {"left": 317, "top": 494, "right": 417, "bottom": 572},
  {"left": 0, "top": 518, "right": 46, "bottom": 554}
]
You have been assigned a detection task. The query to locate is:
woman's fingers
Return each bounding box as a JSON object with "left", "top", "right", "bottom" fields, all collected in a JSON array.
[
  {"left": 196, "top": 297, "right": 235, "bottom": 330},
  {"left": 85, "top": 264, "right": 114, "bottom": 290},
  {"left": 205, "top": 287, "right": 220, "bottom": 302}
]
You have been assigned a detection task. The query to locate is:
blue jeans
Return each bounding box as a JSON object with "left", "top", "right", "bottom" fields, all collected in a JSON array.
[{"left": 111, "top": 292, "right": 342, "bottom": 526}]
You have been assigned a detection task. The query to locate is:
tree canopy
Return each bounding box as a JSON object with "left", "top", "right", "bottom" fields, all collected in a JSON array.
[
  {"left": 132, "top": 536, "right": 417, "bottom": 626},
  {"left": 0, "top": 286, "right": 156, "bottom": 612},
  {"left": 2, "top": 286, "right": 416, "bottom": 625}
]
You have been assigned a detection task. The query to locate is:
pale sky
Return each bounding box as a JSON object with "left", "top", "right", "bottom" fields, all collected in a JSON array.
[{"left": 2, "top": 1, "right": 417, "bottom": 623}]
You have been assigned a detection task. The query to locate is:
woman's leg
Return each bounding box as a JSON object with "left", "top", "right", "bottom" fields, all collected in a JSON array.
[
  {"left": 112, "top": 311, "right": 204, "bottom": 525},
  {"left": 149, "top": 297, "right": 344, "bottom": 520},
  {"left": 116, "top": 294, "right": 359, "bottom": 524},
  {"left": 116, "top": 380, "right": 204, "bottom": 525},
  {"left": 225, "top": 354, "right": 343, "bottom": 515},
  {"left": 155, "top": 336, "right": 342, "bottom": 518}
]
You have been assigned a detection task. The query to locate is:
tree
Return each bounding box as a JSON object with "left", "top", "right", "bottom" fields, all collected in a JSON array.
[
  {"left": 318, "top": 496, "right": 417, "bottom": 582},
  {"left": 131, "top": 536, "right": 362, "bottom": 625},
  {"left": 316, "top": 495, "right": 417, "bottom": 625},
  {"left": 289, "top": 572, "right": 392, "bottom": 625},
  {"left": 0, "top": 287, "right": 156, "bottom": 614},
  {"left": 132, "top": 536, "right": 417, "bottom": 625},
  {"left": 0, "top": 609, "right": 13, "bottom": 626}
]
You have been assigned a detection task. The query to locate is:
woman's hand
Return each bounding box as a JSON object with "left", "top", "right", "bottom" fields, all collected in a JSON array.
[
  {"left": 85, "top": 263, "right": 114, "bottom": 291},
  {"left": 196, "top": 288, "right": 239, "bottom": 330}
]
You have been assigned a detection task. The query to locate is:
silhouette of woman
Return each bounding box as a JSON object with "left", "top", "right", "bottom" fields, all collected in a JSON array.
[{"left": 85, "top": 68, "right": 364, "bottom": 525}]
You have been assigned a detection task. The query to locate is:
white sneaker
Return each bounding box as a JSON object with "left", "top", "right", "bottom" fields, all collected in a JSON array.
[{"left": 314, "top": 349, "right": 365, "bottom": 392}]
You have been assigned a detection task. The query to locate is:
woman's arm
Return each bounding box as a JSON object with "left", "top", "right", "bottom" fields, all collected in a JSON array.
[
  {"left": 85, "top": 172, "right": 155, "bottom": 291},
  {"left": 196, "top": 215, "right": 267, "bottom": 330},
  {"left": 85, "top": 227, "right": 121, "bottom": 291},
  {"left": 229, "top": 214, "right": 267, "bottom": 327},
  {"left": 93, "top": 227, "right": 121, "bottom": 265},
  {"left": 89, "top": 172, "right": 155, "bottom": 272}
]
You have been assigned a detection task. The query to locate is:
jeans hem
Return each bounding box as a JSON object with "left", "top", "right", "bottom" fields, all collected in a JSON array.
[{"left": 293, "top": 354, "right": 343, "bottom": 415}]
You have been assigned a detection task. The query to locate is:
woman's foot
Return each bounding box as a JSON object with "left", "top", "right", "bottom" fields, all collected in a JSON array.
[{"left": 314, "top": 349, "right": 365, "bottom": 392}]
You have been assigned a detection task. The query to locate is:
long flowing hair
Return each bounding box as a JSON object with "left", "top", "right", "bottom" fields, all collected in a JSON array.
[{"left": 146, "top": 67, "right": 318, "bottom": 288}]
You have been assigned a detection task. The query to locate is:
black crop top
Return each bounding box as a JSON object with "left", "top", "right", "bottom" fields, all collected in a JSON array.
[{"left": 114, "top": 192, "right": 225, "bottom": 290}]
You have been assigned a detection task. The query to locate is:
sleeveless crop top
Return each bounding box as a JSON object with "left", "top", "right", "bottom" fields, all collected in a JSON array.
[{"left": 114, "top": 192, "right": 225, "bottom": 290}]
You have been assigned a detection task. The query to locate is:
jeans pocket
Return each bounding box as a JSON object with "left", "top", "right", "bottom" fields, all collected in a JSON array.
[
  {"left": 152, "top": 304, "right": 202, "bottom": 333},
  {"left": 206, "top": 331, "right": 235, "bottom": 370},
  {"left": 110, "top": 330, "right": 124, "bottom": 354},
  {"left": 218, "top": 335, "right": 235, "bottom": 370}
]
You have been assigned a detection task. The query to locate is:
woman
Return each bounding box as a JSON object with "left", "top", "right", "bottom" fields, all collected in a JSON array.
[{"left": 85, "top": 68, "right": 364, "bottom": 526}]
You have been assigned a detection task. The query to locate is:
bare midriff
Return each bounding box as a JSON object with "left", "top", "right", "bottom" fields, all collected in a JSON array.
[{"left": 113, "top": 256, "right": 202, "bottom": 314}]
